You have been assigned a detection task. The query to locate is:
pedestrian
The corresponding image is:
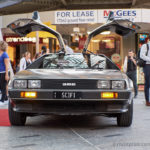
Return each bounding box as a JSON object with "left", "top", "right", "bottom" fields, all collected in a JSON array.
[
  {"left": 140, "top": 35, "right": 150, "bottom": 106},
  {"left": 15, "top": 59, "right": 20, "bottom": 73},
  {"left": 19, "top": 51, "right": 31, "bottom": 71},
  {"left": 123, "top": 50, "right": 138, "bottom": 98},
  {"left": 32, "top": 52, "right": 41, "bottom": 62},
  {"left": 41, "top": 45, "right": 47, "bottom": 55},
  {"left": 0, "top": 41, "right": 9, "bottom": 105},
  {"left": 63, "top": 39, "right": 74, "bottom": 54},
  {"left": 46, "top": 48, "right": 50, "bottom": 54}
]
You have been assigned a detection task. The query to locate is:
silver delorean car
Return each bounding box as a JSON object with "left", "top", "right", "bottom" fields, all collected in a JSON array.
[{"left": 7, "top": 12, "right": 140, "bottom": 126}]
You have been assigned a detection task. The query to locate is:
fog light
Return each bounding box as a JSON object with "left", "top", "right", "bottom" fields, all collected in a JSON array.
[
  {"left": 21, "top": 92, "right": 37, "bottom": 98},
  {"left": 101, "top": 92, "right": 118, "bottom": 99}
]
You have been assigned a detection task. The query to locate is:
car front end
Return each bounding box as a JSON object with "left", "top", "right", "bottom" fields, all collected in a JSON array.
[{"left": 9, "top": 69, "right": 133, "bottom": 116}]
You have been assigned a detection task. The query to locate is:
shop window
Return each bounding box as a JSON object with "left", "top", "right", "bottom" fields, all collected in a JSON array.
[{"left": 88, "top": 34, "right": 121, "bottom": 59}]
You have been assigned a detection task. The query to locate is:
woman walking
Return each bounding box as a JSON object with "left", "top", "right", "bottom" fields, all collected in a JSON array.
[
  {"left": 0, "top": 41, "right": 9, "bottom": 105},
  {"left": 19, "top": 51, "right": 31, "bottom": 71}
]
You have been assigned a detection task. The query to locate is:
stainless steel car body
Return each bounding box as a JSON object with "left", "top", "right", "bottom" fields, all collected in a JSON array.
[{"left": 7, "top": 12, "right": 139, "bottom": 126}]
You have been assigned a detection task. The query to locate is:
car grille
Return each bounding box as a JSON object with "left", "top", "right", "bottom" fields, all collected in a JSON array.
[{"left": 41, "top": 79, "right": 97, "bottom": 89}]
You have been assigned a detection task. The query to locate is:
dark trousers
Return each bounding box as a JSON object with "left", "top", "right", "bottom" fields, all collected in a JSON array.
[
  {"left": 0, "top": 73, "right": 7, "bottom": 102},
  {"left": 143, "top": 65, "right": 150, "bottom": 102},
  {"left": 126, "top": 70, "right": 138, "bottom": 96}
]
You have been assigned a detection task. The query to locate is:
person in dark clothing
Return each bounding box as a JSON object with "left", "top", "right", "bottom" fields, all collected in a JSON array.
[
  {"left": 41, "top": 45, "right": 47, "bottom": 55},
  {"left": 140, "top": 35, "right": 150, "bottom": 106},
  {"left": 124, "top": 50, "right": 138, "bottom": 98}
]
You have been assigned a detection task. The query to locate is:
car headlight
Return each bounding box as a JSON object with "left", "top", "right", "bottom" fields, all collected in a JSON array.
[
  {"left": 14, "top": 80, "right": 27, "bottom": 89},
  {"left": 97, "top": 80, "right": 110, "bottom": 89},
  {"left": 112, "top": 80, "right": 125, "bottom": 90},
  {"left": 28, "top": 80, "right": 41, "bottom": 88}
]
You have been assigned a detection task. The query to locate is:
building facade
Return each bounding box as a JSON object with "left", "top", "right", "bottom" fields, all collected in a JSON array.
[{"left": 1, "top": 9, "right": 150, "bottom": 85}]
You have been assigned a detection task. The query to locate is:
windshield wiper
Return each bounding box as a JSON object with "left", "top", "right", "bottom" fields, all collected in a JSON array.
[{"left": 91, "top": 60, "right": 105, "bottom": 69}]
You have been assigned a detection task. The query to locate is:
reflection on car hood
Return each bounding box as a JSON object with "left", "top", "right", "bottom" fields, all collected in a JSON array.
[{"left": 14, "top": 69, "right": 123, "bottom": 80}]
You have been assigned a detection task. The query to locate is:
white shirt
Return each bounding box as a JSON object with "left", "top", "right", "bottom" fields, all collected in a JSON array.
[
  {"left": 140, "top": 42, "right": 150, "bottom": 64},
  {"left": 19, "top": 57, "right": 31, "bottom": 71},
  {"left": 65, "top": 45, "right": 74, "bottom": 54}
]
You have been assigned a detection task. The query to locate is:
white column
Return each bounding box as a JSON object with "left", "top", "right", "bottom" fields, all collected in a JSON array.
[
  {"left": 0, "top": 28, "right": 3, "bottom": 41},
  {"left": 36, "top": 31, "right": 39, "bottom": 53},
  {"left": 0, "top": 16, "right": 3, "bottom": 41}
]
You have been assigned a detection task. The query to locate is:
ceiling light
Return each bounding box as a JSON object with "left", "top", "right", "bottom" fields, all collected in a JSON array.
[{"left": 100, "top": 31, "right": 111, "bottom": 35}]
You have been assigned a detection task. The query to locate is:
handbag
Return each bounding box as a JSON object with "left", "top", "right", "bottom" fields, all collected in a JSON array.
[{"left": 137, "top": 44, "right": 149, "bottom": 67}]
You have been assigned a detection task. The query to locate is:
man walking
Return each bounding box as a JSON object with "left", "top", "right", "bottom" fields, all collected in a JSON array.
[
  {"left": 123, "top": 50, "right": 138, "bottom": 98},
  {"left": 140, "top": 35, "right": 150, "bottom": 106}
]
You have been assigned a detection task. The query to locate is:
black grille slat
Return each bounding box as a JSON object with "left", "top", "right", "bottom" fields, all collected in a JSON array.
[{"left": 41, "top": 79, "right": 97, "bottom": 89}]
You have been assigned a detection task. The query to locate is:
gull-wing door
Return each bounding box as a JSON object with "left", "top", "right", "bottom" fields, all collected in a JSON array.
[
  {"left": 84, "top": 12, "right": 140, "bottom": 50},
  {"left": 7, "top": 12, "right": 65, "bottom": 51}
]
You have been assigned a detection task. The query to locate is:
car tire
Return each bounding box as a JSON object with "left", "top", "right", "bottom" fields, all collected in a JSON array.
[
  {"left": 117, "top": 100, "right": 133, "bottom": 127},
  {"left": 8, "top": 100, "right": 26, "bottom": 126}
]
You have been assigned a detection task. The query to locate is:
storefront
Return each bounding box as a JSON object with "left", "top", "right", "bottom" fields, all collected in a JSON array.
[
  {"left": 54, "top": 9, "right": 150, "bottom": 88},
  {"left": 3, "top": 35, "right": 49, "bottom": 67},
  {"left": 1, "top": 22, "right": 58, "bottom": 70},
  {"left": 1, "top": 8, "right": 150, "bottom": 87},
  {"left": 55, "top": 9, "right": 134, "bottom": 68}
]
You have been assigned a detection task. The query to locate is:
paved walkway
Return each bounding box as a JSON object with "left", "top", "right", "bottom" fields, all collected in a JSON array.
[{"left": 0, "top": 92, "right": 149, "bottom": 150}]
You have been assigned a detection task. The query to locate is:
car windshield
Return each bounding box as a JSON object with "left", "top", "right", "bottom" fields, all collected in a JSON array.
[
  {"left": 28, "top": 53, "right": 119, "bottom": 70},
  {"left": 42, "top": 53, "right": 88, "bottom": 69}
]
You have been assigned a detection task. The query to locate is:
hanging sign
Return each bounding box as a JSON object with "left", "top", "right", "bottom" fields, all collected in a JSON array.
[
  {"left": 98, "top": 9, "right": 142, "bottom": 23},
  {"left": 55, "top": 10, "right": 97, "bottom": 24}
]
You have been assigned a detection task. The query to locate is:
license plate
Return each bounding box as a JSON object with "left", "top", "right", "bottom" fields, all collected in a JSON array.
[{"left": 53, "top": 91, "right": 81, "bottom": 99}]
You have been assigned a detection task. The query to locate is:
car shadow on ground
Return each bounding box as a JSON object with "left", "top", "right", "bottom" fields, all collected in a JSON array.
[{"left": 22, "top": 115, "right": 118, "bottom": 129}]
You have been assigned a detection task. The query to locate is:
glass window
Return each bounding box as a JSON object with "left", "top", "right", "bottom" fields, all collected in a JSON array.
[
  {"left": 88, "top": 34, "right": 121, "bottom": 58},
  {"left": 28, "top": 53, "right": 119, "bottom": 70}
]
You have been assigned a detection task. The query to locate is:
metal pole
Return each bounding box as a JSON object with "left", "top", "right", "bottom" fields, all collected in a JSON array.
[
  {"left": 0, "top": 28, "right": 3, "bottom": 40},
  {"left": 36, "top": 31, "right": 39, "bottom": 53}
]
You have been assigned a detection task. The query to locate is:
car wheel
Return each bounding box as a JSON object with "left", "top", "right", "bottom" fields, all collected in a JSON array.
[
  {"left": 117, "top": 100, "right": 133, "bottom": 127},
  {"left": 8, "top": 100, "right": 26, "bottom": 126}
]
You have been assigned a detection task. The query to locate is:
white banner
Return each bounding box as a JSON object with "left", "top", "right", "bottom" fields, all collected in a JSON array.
[
  {"left": 98, "top": 9, "right": 142, "bottom": 23},
  {"left": 141, "top": 9, "right": 150, "bottom": 23},
  {"left": 55, "top": 10, "right": 97, "bottom": 24},
  {"left": 55, "top": 9, "right": 150, "bottom": 24}
]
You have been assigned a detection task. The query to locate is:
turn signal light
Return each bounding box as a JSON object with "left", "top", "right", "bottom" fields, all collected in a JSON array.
[
  {"left": 101, "top": 92, "right": 118, "bottom": 99},
  {"left": 21, "top": 92, "right": 37, "bottom": 98}
]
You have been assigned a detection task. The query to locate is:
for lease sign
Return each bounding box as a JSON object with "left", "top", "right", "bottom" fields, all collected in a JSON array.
[
  {"left": 55, "top": 10, "right": 97, "bottom": 24},
  {"left": 55, "top": 9, "right": 148, "bottom": 24}
]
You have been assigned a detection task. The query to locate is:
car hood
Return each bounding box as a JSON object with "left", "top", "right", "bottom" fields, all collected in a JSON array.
[{"left": 14, "top": 69, "right": 124, "bottom": 80}]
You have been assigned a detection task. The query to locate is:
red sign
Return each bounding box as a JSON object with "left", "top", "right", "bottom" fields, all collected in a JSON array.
[
  {"left": 79, "top": 36, "right": 86, "bottom": 50},
  {"left": 3, "top": 35, "right": 44, "bottom": 46}
]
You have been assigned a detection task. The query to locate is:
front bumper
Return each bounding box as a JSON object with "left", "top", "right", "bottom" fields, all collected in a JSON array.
[{"left": 9, "top": 89, "right": 133, "bottom": 115}]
